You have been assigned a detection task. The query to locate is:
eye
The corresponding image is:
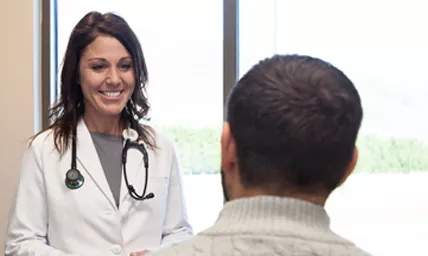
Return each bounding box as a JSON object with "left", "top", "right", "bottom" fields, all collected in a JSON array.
[
  {"left": 119, "top": 63, "right": 132, "bottom": 71},
  {"left": 91, "top": 65, "right": 105, "bottom": 71}
]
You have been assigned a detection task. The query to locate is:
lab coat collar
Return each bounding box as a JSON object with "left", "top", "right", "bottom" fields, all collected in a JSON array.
[{"left": 76, "top": 119, "right": 117, "bottom": 209}]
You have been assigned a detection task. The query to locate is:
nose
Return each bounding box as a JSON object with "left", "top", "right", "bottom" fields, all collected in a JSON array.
[{"left": 107, "top": 68, "right": 121, "bottom": 85}]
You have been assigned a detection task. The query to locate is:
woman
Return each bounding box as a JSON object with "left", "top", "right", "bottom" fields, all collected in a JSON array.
[{"left": 5, "top": 11, "right": 192, "bottom": 256}]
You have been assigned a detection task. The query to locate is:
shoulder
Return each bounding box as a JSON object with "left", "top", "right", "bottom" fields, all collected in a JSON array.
[
  {"left": 18, "top": 128, "right": 58, "bottom": 172},
  {"left": 151, "top": 236, "right": 211, "bottom": 256},
  {"left": 27, "top": 128, "right": 56, "bottom": 154},
  {"left": 348, "top": 246, "right": 373, "bottom": 256}
]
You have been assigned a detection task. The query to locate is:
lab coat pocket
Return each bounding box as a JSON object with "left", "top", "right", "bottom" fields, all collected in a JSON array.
[
  {"left": 147, "top": 176, "right": 169, "bottom": 205},
  {"left": 128, "top": 177, "right": 169, "bottom": 228},
  {"left": 131, "top": 177, "right": 169, "bottom": 208}
]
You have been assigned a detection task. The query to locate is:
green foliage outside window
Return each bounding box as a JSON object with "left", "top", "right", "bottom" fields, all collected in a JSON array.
[
  {"left": 356, "top": 134, "right": 428, "bottom": 173},
  {"left": 162, "top": 126, "right": 428, "bottom": 175}
]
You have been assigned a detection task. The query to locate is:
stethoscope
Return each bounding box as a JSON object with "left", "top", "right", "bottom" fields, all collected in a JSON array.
[{"left": 65, "top": 127, "right": 155, "bottom": 201}]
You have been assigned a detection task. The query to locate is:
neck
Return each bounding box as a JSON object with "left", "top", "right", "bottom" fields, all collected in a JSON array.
[
  {"left": 231, "top": 187, "right": 329, "bottom": 206},
  {"left": 83, "top": 111, "right": 122, "bottom": 135}
]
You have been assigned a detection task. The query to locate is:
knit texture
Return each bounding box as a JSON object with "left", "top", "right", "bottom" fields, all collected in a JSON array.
[{"left": 150, "top": 196, "right": 372, "bottom": 256}]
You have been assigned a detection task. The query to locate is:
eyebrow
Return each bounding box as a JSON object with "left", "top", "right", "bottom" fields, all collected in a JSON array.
[{"left": 87, "top": 56, "right": 132, "bottom": 61}]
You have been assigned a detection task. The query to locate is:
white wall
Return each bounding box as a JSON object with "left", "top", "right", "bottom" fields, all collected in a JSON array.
[{"left": 0, "top": 0, "right": 39, "bottom": 251}]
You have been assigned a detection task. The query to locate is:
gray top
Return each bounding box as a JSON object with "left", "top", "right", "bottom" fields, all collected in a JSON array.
[{"left": 90, "top": 132, "right": 123, "bottom": 208}]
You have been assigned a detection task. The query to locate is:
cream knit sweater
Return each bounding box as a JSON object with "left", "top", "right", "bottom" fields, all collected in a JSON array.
[{"left": 150, "top": 196, "right": 372, "bottom": 256}]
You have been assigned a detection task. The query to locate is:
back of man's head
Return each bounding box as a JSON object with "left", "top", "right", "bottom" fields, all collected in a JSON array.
[{"left": 222, "top": 54, "right": 363, "bottom": 200}]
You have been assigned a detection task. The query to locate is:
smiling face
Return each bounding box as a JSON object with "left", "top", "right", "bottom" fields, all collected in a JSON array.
[{"left": 78, "top": 35, "right": 135, "bottom": 120}]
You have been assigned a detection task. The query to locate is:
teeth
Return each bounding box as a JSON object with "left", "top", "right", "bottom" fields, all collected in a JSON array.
[{"left": 102, "top": 91, "right": 121, "bottom": 97}]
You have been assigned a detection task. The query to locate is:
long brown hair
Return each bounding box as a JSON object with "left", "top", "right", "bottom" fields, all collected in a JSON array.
[{"left": 34, "top": 11, "right": 155, "bottom": 153}]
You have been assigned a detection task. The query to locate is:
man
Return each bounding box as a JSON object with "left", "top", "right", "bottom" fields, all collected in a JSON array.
[{"left": 150, "top": 54, "right": 371, "bottom": 255}]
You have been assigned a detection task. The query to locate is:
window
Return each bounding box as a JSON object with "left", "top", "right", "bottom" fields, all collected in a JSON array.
[
  {"left": 56, "top": 0, "right": 224, "bottom": 233},
  {"left": 50, "top": 1, "right": 427, "bottom": 254},
  {"left": 240, "top": 1, "right": 428, "bottom": 255}
]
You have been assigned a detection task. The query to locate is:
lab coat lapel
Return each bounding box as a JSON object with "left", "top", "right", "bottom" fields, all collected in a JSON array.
[
  {"left": 119, "top": 141, "right": 145, "bottom": 206},
  {"left": 76, "top": 119, "right": 116, "bottom": 209}
]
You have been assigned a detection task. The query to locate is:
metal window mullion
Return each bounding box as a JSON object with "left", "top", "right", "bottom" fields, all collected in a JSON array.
[{"left": 223, "top": 0, "right": 239, "bottom": 120}]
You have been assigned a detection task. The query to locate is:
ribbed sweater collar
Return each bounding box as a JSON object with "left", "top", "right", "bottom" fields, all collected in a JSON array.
[{"left": 201, "top": 196, "right": 335, "bottom": 238}]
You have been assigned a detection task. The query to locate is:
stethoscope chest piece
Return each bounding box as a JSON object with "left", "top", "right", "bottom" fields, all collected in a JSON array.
[{"left": 65, "top": 168, "right": 84, "bottom": 189}]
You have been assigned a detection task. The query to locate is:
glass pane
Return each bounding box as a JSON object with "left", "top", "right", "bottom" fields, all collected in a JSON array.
[
  {"left": 240, "top": 1, "right": 428, "bottom": 255},
  {"left": 57, "top": 0, "right": 224, "bottom": 233}
]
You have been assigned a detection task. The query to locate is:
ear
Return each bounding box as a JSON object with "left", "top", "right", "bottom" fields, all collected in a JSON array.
[
  {"left": 338, "top": 147, "right": 359, "bottom": 186},
  {"left": 220, "top": 122, "right": 238, "bottom": 175}
]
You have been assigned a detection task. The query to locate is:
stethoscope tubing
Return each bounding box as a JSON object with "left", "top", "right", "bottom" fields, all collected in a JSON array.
[{"left": 65, "top": 126, "right": 154, "bottom": 201}]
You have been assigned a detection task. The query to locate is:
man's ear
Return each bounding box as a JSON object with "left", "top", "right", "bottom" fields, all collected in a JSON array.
[
  {"left": 221, "top": 122, "right": 238, "bottom": 174},
  {"left": 338, "top": 147, "right": 359, "bottom": 186}
]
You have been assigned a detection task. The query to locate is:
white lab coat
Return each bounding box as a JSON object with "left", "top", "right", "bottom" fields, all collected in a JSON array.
[{"left": 4, "top": 119, "right": 193, "bottom": 256}]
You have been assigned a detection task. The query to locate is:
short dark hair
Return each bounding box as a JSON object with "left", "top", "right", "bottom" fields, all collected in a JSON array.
[
  {"left": 226, "top": 54, "right": 363, "bottom": 194},
  {"left": 33, "top": 11, "right": 153, "bottom": 152}
]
